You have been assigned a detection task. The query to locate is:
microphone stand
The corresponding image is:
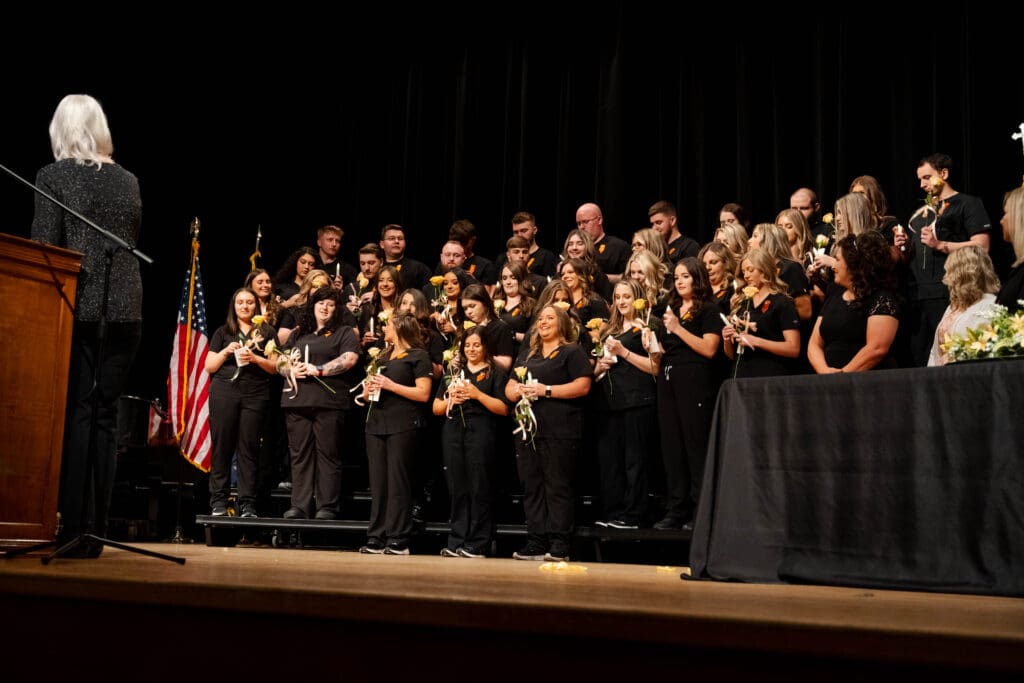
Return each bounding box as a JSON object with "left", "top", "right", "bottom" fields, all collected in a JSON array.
[{"left": 0, "top": 162, "right": 183, "bottom": 565}]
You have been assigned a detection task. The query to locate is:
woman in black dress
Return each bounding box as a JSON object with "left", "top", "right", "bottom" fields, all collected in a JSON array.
[
  {"left": 31, "top": 94, "right": 143, "bottom": 555},
  {"left": 278, "top": 288, "right": 361, "bottom": 519},
  {"left": 432, "top": 328, "right": 509, "bottom": 557},
  {"left": 505, "top": 305, "right": 593, "bottom": 562},
  {"left": 204, "top": 287, "right": 278, "bottom": 518},
  {"left": 360, "top": 312, "right": 433, "bottom": 554},
  {"left": 808, "top": 232, "right": 899, "bottom": 373},
  {"left": 492, "top": 261, "right": 537, "bottom": 353},
  {"left": 459, "top": 284, "right": 515, "bottom": 372}
]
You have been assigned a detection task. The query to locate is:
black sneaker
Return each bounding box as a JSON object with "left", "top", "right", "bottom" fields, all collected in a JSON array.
[
  {"left": 606, "top": 520, "right": 638, "bottom": 530},
  {"left": 594, "top": 520, "right": 610, "bottom": 528},
  {"left": 314, "top": 509, "right": 337, "bottom": 520},
  {"left": 359, "top": 540, "right": 385, "bottom": 554},
  {"left": 458, "top": 547, "right": 485, "bottom": 559},
  {"left": 440, "top": 547, "right": 460, "bottom": 557},
  {"left": 211, "top": 505, "right": 228, "bottom": 517},
  {"left": 544, "top": 544, "right": 570, "bottom": 562},
  {"left": 384, "top": 543, "right": 410, "bottom": 555},
  {"left": 513, "top": 541, "right": 546, "bottom": 561},
  {"left": 283, "top": 507, "right": 307, "bottom": 520},
  {"left": 240, "top": 504, "right": 257, "bottom": 519},
  {"left": 653, "top": 515, "right": 682, "bottom": 530}
]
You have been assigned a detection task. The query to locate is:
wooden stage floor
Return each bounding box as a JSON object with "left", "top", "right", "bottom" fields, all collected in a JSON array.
[{"left": 2, "top": 542, "right": 1022, "bottom": 678}]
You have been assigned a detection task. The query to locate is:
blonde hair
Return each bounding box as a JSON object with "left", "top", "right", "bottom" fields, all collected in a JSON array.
[
  {"left": 737, "top": 248, "right": 788, "bottom": 310},
  {"left": 49, "top": 94, "right": 113, "bottom": 167},
  {"left": 775, "top": 208, "right": 813, "bottom": 262},
  {"left": 527, "top": 305, "right": 577, "bottom": 359},
  {"left": 1004, "top": 186, "right": 1024, "bottom": 267},
  {"left": 715, "top": 221, "right": 749, "bottom": 263},
  {"left": 599, "top": 280, "right": 646, "bottom": 343},
  {"left": 625, "top": 249, "right": 668, "bottom": 303},
  {"left": 943, "top": 245, "right": 1000, "bottom": 311},
  {"left": 631, "top": 228, "right": 668, "bottom": 265},
  {"left": 834, "top": 192, "right": 874, "bottom": 240},
  {"left": 752, "top": 223, "right": 791, "bottom": 263}
]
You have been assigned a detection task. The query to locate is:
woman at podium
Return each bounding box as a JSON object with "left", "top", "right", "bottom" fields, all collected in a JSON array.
[{"left": 30, "top": 94, "right": 143, "bottom": 557}]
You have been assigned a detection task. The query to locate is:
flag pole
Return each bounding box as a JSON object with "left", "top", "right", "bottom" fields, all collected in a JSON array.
[{"left": 177, "top": 218, "right": 201, "bottom": 444}]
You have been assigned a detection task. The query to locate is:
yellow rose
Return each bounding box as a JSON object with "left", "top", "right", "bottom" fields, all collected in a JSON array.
[
  {"left": 357, "top": 274, "right": 369, "bottom": 288},
  {"left": 464, "top": 320, "right": 477, "bottom": 330},
  {"left": 742, "top": 286, "right": 759, "bottom": 299},
  {"left": 553, "top": 301, "right": 571, "bottom": 311},
  {"left": 930, "top": 176, "right": 945, "bottom": 193},
  {"left": 633, "top": 299, "right": 647, "bottom": 312},
  {"left": 263, "top": 340, "right": 277, "bottom": 356},
  {"left": 822, "top": 212, "right": 834, "bottom": 225},
  {"left": 493, "top": 299, "right": 505, "bottom": 313},
  {"left": 367, "top": 347, "right": 380, "bottom": 358},
  {"left": 252, "top": 315, "right": 265, "bottom": 326},
  {"left": 815, "top": 235, "right": 829, "bottom": 248},
  {"left": 586, "top": 317, "right": 603, "bottom": 330},
  {"left": 443, "top": 349, "right": 454, "bottom": 362},
  {"left": 514, "top": 366, "right": 527, "bottom": 381},
  {"left": 430, "top": 275, "right": 445, "bottom": 287},
  {"left": 378, "top": 310, "right": 390, "bottom": 323}
]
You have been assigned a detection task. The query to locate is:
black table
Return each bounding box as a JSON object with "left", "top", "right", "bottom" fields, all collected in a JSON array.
[{"left": 688, "top": 359, "right": 1024, "bottom": 596}]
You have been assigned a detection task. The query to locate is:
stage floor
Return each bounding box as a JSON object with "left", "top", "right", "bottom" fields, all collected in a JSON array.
[{"left": 2, "top": 543, "right": 1022, "bottom": 677}]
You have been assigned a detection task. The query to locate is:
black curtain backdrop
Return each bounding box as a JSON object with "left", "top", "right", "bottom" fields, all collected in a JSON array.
[{"left": 1, "top": 7, "right": 1021, "bottom": 400}]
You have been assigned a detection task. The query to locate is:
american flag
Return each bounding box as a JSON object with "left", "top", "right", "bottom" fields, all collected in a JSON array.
[{"left": 168, "top": 248, "right": 212, "bottom": 472}]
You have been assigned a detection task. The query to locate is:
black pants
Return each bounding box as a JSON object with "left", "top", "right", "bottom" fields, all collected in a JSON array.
[
  {"left": 657, "top": 362, "right": 718, "bottom": 521},
  {"left": 908, "top": 297, "right": 949, "bottom": 368},
  {"left": 595, "top": 405, "right": 654, "bottom": 525},
  {"left": 366, "top": 429, "right": 417, "bottom": 544},
  {"left": 443, "top": 415, "right": 497, "bottom": 553},
  {"left": 59, "top": 321, "right": 141, "bottom": 537},
  {"left": 209, "top": 380, "right": 268, "bottom": 509},
  {"left": 515, "top": 437, "right": 579, "bottom": 550},
  {"left": 285, "top": 408, "right": 343, "bottom": 515}
]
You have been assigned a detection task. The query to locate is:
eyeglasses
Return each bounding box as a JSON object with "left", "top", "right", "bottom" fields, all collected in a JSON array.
[{"left": 576, "top": 217, "right": 599, "bottom": 227}]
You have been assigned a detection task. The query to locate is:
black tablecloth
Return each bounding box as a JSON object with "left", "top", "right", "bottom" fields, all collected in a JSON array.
[{"left": 688, "top": 360, "right": 1024, "bottom": 596}]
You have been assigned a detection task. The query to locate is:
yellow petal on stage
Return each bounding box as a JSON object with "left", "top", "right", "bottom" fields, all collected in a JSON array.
[{"left": 539, "top": 561, "right": 588, "bottom": 573}]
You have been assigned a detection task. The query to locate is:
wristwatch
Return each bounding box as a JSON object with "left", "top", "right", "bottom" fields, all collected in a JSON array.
[{"left": 545, "top": 385, "right": 552, "bottom": 398}]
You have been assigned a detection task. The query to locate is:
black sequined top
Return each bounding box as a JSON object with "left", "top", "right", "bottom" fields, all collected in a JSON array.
[{"left": 31, "top": 158, "right": 143, "bottom": 322}]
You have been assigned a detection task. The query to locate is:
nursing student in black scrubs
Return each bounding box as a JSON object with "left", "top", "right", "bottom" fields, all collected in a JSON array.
[
  {"left": 360, "top": 312, "right": 433, "bottom": 555},
  {"left": 808, "top": 232, "right": 899, "bottom": 373},
  {"left": 654, "top": 258, "right": 724, "bottom": 530},
  {"left": 205, "top": 287, "right": 278, "bottom": 518},
  {"left": 505, "top": 305, "right": 593, "bottom": 562},
  {"left": 722, "top": 249, "right": 801, "bottom": 378},
  {"left": 591, "top": 280, "right": 660, "bottom": 529},
  {"left": 279, "top": 288, "right": 361, "bottom": 520},
  {"left": 432, "top": 328, "right": 509, "bottom": 557}
]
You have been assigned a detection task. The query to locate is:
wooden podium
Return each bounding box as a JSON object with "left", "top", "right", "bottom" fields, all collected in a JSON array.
[{"left": 0, "top": 232, "right": 80, "bottom": 548}]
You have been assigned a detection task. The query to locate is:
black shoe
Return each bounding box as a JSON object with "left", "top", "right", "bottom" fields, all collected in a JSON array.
[
  {"left": 458, "top": 546, "right": 486, "bottom": 559},
  {"left": 682, "top": 519, "right": 695, "bottom": 532},
  {"left": 544, "top": 543, "right": 570, "bottom": 562},
  {"left": 211, "top": 505, "right": 228, "bottom": 517},
  {"left": 314, "top": 509, "right": 337, "bottom": 520},
  {"left": 440, "top": 547, "right": 460, "bottom": 557},
  {"left": 606, "top": 520, "right": 638, "bottom": 530},
  {"left": 283, "top": 507, "right": 307, "bottom": 520},
  {"left": 594, "top": 520, "right": 610, "bottom": 528},
  {"left": 383, "top": 542, "right": 410, "bottom": 555},
  {"left": 360, "top": 540, "right": 385, "bottom": 554},
  {"left": 240, "top": 504, "right": 257, "bottom": 519},
  {"left": 513, "top": 541, "right": 546, "bottom": 561},
  {"left": 411, "top": 505, "right": 425, "bottom": 525},
  {"left": 653, "top": 515, "right": 683, "bottom": 530}
]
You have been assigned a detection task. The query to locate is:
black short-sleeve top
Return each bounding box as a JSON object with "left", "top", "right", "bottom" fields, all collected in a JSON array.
[
  {"left": 435, "top": 364, "right": 509, "bottom": 420},
  {"left": 818, "top": 285, "right": 899, "bottom": 369},
  {"left": 593, "top": 327, "right": 657, "bottom": 411},
  {"left": 209, "top": 322, "right": 277, "bottom": 397},
  {"left": 514, "top": 343, "right": 592, "bottom": 440},
  {"left": 282, "top": 325, "right": 361, "bottom": 410},
  {"left": 660, "top": 303, "right": 725, "bottom": 365},
  {"left": 365, "top": 348, "right": 433, "bottom": 435}
]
